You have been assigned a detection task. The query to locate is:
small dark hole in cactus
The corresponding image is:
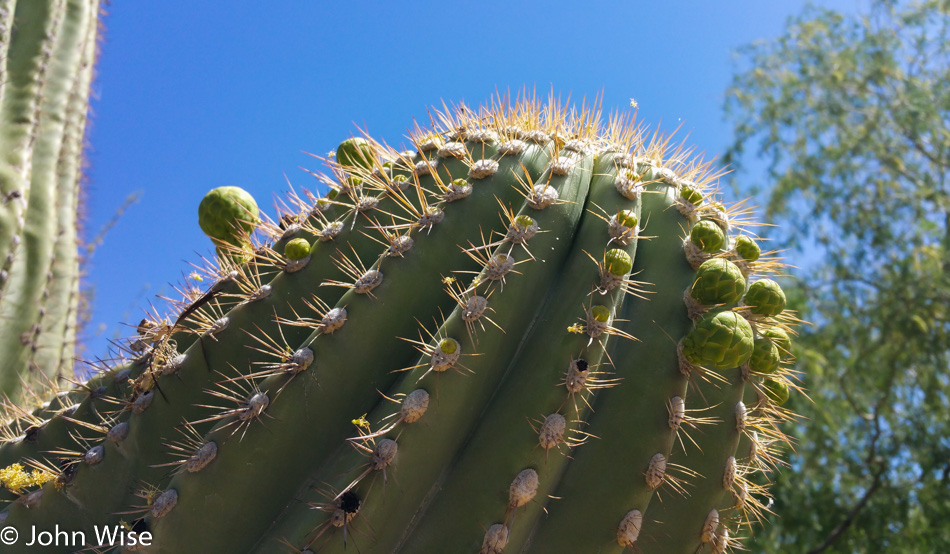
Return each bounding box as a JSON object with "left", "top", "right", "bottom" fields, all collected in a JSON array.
[
  {"left": 279, "top": 214, "right": 296, "bottom": 230},
  {"left": 90, "top": 386, "right": 108, "bottom": 400},
  {"left": 131, "top": 518, "right": 148, "bottom": 534},
  {"left": 340, "top": 490, "right": 361, "bottom": 514},
  {"left": 575, "top": 359, "right": 589, "bottom": 373},
  {"left": 57, "top": 460, "right": 78, "bottom": 486},
  {"left": 23, "top": 425, "right": 41, "bottom": 442}
]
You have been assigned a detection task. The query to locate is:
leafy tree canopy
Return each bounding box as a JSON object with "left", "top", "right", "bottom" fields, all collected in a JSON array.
[{"left": 725, "top": 1, "right": 950, "bottom": 551}]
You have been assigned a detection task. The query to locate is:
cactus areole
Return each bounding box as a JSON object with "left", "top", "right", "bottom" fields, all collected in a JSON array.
[{"left": 0, "top": 97, "right": 800, "bottom": 554}]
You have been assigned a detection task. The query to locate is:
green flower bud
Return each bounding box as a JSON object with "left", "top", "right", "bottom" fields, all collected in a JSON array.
[
  {"left": 438, "top": 338, "right": 458, "bottom": 355},
  {"left": 690, "top": 220, "right": 725, "bottom": 253},
  {"left": 605, "top": 249, "right": 633, "bottom": 277},
  {"left": 762, "top": 327, "right": 793, "bottom": 359},
  {"left": 284, "top": 238, "right": 312, "bottom": 261},
  {"left": 617, "top": 209, "right": 638, "bottom": 229},
  {"left": 591, "top": 305, "right": 610, "bottom": 323},
  {"left": 336, "top": 137, "right": 374, "bottom": 169},
  {"left": 680, "top": 184, "right": 703, "bottom": 205},
  {"left": 215, "top": 245, "right": 252, "bottom": 266},
  {"left": 691, "top": 258, "right": 746, "bottom": 306},
  {"left": 763, "top": 378, "right": 789, "bottom": 406},
  {"left": 749, "top": 335, "right": 781, "bottom": 374},
  {"left": 515, "top": 215, "right": 535, "bottom": 229},
  {"left": 198, "top": 186, "right": 259, "bottom": 245},
  {"left": 734, "top": 235, "right": 760, "bottom": 262},
  {"left": 745, "top": 279, "right": 787, "bottom": 316},
  {"left": 681, "top": 311, "right": 754, "bottom": 370}
]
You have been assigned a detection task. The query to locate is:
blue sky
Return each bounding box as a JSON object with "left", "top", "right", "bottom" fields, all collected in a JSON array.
[{"left": 80, "top": 0, "right": 862, "bottom": 362}]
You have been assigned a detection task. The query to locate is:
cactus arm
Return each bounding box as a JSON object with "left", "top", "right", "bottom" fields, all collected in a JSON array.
[
  {"left": 144, "top": 137, "right": 556, "bottom": 553},
  {"left": 255, "top": 148, "right": 594, "bottom": 553},
  {"left": 0, "top": 0, "right": 62, "bottom": 300},
  {"left": 0, "top": 0, "right": 40, "bottom": 298},
  {"left": 0, "top": 0, "right": 17, "bottom": 105},
  {"left": 0, "top": 0, "right": 19, "bottom": 301},
  {"left": 0, "top": 0, "right": 95, "bottom": 393},
  {"left": 0, "top": 0, "right": 76, "bottom": 392},
  {"left": 34, "top": 0, "right": 99, "bottom": 376}
]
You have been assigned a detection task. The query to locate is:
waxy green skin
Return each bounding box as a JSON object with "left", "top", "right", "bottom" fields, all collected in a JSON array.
[
  {"left": 3, "top": 139, "right": 543, "bottom": 548},
  {"left": 402, "top": 151, "right": 640, "bottom": 554},
  {"left": 527, "top": 167, "right": 692, "bottom": 554},
  {"left": 147, "top": 139, "right": 556, "bottom": 553},
  {"left": 0, "top": 108, "right": 796, "bottom": 554},
  {"left": 264, "top": 153, "right": 596, "bottom": 554}
]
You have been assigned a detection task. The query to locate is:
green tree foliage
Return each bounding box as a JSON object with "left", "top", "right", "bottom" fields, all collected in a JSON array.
[{"left": 725, "top": 1, "right": 950, "bottom": 551}]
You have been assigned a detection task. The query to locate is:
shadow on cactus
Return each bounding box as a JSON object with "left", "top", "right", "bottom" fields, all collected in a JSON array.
[{"left": 0, "top": 95, "right": 802, "bottom": 554}]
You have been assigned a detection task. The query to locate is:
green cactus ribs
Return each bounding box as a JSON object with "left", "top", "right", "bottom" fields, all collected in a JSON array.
[
  {"left": 0, "top": 0, "right": 101, "bottom": 399},
  {"left": 0, "top": 95, "right": 801, "bottom": 554}
]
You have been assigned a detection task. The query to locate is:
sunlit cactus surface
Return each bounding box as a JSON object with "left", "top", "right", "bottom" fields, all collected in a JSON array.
[{"left": 0, "top": 95, "right": 801, "bottom": 554}]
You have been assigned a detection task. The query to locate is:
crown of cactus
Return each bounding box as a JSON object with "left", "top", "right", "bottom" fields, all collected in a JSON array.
[
  {"left": 0, "top": 96, "right": 801, "bottom": 554},
  {"left": 0, "top": 0, "right": 101, "bottom": 397}
]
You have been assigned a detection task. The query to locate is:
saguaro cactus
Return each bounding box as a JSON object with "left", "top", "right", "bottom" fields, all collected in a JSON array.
[
  {"left": 0, "top": 97, "right": 800, "bottom": 554},
  {"left": 0, "top": 0, "right": 101, "bottom": 396}
]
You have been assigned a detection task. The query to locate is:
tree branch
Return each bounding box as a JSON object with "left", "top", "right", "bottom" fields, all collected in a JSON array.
[
  {"left": 806, "top": 469, "right": 885, "bottom": 554},
  {"left": 808, "top": 402, "right": 889, "bottom": 553}
]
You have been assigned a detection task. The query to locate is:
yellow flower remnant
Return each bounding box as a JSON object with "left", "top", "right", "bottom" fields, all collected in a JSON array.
[
  {"left": 0, "top": 463, "right": 55, "bottom": 493},
  {"left": 351, "top": 414, "right": 371, "bottom": 430}
]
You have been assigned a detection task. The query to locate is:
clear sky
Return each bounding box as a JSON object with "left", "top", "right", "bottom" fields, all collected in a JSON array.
[{"left": 80, "top": 0, "right": 863, "bottom": 362}]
